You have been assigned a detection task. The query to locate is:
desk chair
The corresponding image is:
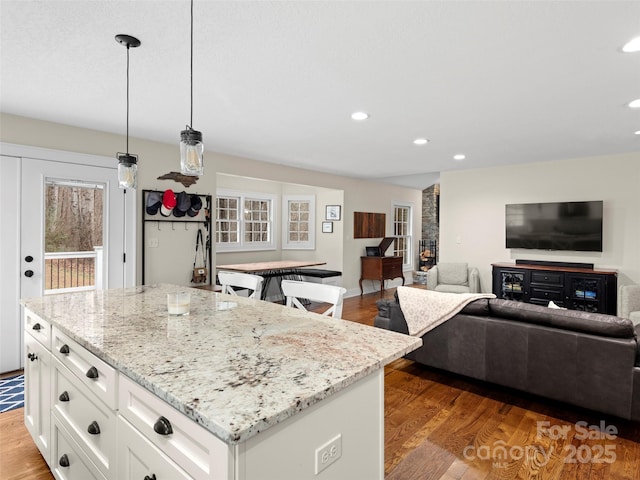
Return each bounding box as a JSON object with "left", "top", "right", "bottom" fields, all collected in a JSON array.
[
  {"left": 281, "top": 280, "right": 347, "bottom": 318},
  {"left": 217, "top": 271, "right": 264, "bottom": 299}
]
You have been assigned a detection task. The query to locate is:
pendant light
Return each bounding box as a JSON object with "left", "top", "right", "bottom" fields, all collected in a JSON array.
[
  {"left": 180, "top": 0, "right": 204, "bottom": 176},
  {"left": 115, "top": 34, "right": 141, "bottom": 189}
]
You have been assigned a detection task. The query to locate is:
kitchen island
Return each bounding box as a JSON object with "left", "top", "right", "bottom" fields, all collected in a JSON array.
[{"left": 22, "top": 284, "right": 421, "bottom": 480}]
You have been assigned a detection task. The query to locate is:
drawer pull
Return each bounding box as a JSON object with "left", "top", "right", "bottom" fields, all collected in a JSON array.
[
  {"left": 32, "top": 323, "right": 42, "bottom": 331},
  {"left": 144, "top": 475, "right": 157, "bottom": 480},
  {"left": 59, "top": 391, "right": 70, "bottom": 402},
  {"left": 59, "top": 454, "right": 70, "bottom": 467},
  {"left": 87, "top": 421, "right": 101, "bottom": 435},
  {"left": 86, "top": 366, "right": 99, "bottom": 379},
  {"left": 153, "top": 416, "right": 173, "bottom": 436},
  {"left": 27, "top": 352, "right": 38, "bottom": 362},
  {"left": 59, "top": 344, "right": 70, "bottom": 355}
]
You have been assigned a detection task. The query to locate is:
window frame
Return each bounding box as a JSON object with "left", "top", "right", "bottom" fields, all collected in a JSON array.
[
  {"left": 392, "top": 201, "right": 413, "bottom": 270},
  {"left": 282, "top": 194, "right": 316, "bottom": 250},
  {"left": 216, "top": 189, "right": 277, "bottom": 252}
]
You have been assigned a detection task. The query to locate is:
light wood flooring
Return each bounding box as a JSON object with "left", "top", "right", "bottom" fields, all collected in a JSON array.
[{"left": 2, "top": 287, "right": 640, "bottom": 479}]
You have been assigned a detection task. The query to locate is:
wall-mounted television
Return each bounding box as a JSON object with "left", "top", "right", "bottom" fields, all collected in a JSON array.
[{"left": 505, "top": 201, "right": 603, "bottom": 252}]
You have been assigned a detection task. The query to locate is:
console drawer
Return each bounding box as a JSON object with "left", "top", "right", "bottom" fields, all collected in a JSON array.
[
  {"left": 53, "top": 359, "right": 116, "bottom": 479},
  {"left": 118, "top": 374, "right": 231, "bottom": 480},
  {"left": 531, "top": 271, "right": 563, "bottom": 286},
  {"left": 52, "top": 327, "right": 117, "bottom": 409},
  {"left": 25, "top": 308, "right": 51, "bottom": 349},
  {"left": 529, "top": 285, "right": 564, "bottom": 305},
  {"left": 51, "top": 416, "right": 106, "bottom": 480}
]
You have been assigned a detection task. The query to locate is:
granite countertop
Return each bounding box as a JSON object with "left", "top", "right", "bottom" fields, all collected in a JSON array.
[{"left": 22, "top": 284, "right": 421, "bottom": 444}]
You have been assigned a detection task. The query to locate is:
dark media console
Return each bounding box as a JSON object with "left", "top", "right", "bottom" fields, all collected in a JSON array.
[{"left": 492, "top": 262, "right": 617, "bottom": 315}]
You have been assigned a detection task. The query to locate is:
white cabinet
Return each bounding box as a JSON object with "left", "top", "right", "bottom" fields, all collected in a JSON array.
[
  {"left": 51, "top": 416, "right": 106, "bottom": 480},
  {"left": 52, "top": 358, "right": 117, "bottom": 479},
  {"left": 24, "top": 317, "right": 52, "bottom": 468},
  {"left": 118, "top": 374, "right": 231, "bottom": 480},
  {"left": 52, "top": 328, "right": 117, "bottom": 409},
  {"left": 117, "top": 415, "right": 192, "bottom": 480},
  {"left": 24, "top": 307, "right": 387, "bottom": 480}
]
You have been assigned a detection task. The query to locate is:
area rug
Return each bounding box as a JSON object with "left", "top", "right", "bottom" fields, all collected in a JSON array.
[{"left": 0, "top": 374, "right": 24, "bottom": 413}]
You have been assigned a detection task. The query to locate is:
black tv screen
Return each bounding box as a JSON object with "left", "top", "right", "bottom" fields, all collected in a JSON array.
[{"left": 505, "top": 201, "right": 603, "bottom": 252}]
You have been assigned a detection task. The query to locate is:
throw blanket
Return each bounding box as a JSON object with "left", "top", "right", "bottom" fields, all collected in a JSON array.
[{"left": 396, "top": 286, "right": 495, "bottom": 337}]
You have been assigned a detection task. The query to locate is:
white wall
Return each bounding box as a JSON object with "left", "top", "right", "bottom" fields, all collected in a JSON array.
[
  {"left": 439, "top": 152, "right": 640, "bottom": 292},
  {"left": 215, "top": 174, "right": 344, "bottom": 273},
  {"left": 1, "top": 113, "right": 422, "bottom": 296}
]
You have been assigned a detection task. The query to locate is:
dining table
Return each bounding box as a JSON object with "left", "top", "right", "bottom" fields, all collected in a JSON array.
[{"left": 216, "top": 260, "right": 327, "bottom": 301}]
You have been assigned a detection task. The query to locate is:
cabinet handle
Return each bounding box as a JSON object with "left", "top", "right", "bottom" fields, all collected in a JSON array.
[
  {"left": 86, "top": 366, "right": 99, "bottom": 379},
  {"left": 144, "top": 475, "right": 157, "bottom": 480},
  {"left": 32, "top": 323, "right": 42, "bottom": 331},
  {"left": 87, "top": 421, "right": 101, "bottom": 435},
  {"left": 59, "top": 454, "right": 70, "bottom": 467},
  {"left": 59, "top": 344, "right": 70, "bottom": 355},
  {"left": 59, "top": 391, "right": 70, "bottom": 402},
  {"left": 153, "top": 416, "right": 173, "bottom": 436},
  {"left": 27, "top": 352, "right": 38, "bottom": 362}
]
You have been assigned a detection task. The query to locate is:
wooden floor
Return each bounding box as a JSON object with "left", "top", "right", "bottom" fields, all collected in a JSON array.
[{"left": 2, "top": 288, "right": 640, "bottom": 479}]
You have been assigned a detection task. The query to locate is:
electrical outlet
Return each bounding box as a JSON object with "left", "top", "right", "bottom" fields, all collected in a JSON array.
[
  {"left": 147, "top": 237, "right": 159, "bottom": 248},
  {"left": 315, "top": 434, "right": 342, "bottom": 475}
]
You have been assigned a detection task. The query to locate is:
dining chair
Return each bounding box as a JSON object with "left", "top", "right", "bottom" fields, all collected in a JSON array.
[
  {"left": 281, "top": 280, "right": 347, "bottom": 318},
  {"left": 217, "top": 271, "right": 264, "bottom": 299}
]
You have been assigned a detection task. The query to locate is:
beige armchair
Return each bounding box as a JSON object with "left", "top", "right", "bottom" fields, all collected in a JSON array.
[
  {"left": 618, "top": 285, "right": 640, "bottom": 326},
  {"left": 426, "top": 262, "right": 480, "bottom": 294}
]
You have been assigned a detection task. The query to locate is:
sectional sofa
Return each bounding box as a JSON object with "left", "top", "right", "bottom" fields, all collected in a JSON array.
[{"left": 375, "top": 295, "right": 640, "bottom": 421}]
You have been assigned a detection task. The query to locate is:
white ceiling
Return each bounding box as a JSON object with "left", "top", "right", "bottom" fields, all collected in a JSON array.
[{"left": 1, "top": 0, "right": 639, "bottom": 189}]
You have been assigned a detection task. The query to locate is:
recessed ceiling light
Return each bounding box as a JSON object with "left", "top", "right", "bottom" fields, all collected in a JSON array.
[
  {"left": 413, "top": 138, "right": 429, "bottom": 145},
  {"left": 351, "top": 112, "right": 369, "bottom": 121},
  {"left": 453, "top": 154, "right": 465, "bottom": 161},
  {"left": 622, "top": 36, "right": 640, "bottom": 53},
  {"left": 635, "top": 130, "right": 640, "bottom": 135},
  {"left": 629, "top": 99, "right": 640, "bottom": 108}
]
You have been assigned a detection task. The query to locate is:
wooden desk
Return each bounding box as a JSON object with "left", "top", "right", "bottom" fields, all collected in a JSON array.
[{"left": 360, "top": 256, "right": 404, "bottom": 295}]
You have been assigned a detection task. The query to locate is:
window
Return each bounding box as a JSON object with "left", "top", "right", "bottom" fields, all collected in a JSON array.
[
  {"left": 282, "top": 195, "right": 315, "bottom": 250},
  {"left": 216, "top": 189, "right": 276, "bottom": 251},
  {"left": 393, "top": 203, "right": 413, "bottom": 269}
]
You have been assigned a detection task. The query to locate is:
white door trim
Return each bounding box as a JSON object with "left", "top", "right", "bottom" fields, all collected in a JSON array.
[{"left": 1, "top": 142, "right": 120, "bottom": 168}]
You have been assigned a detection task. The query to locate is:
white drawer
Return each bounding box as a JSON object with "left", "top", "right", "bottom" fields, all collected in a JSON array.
[
  {"left": 117, "top": 415, "right": 192, "bottom": 480},
  {"left": 52, "top": 327, "right": 117, "bottom": 409},
  {"left": 53, "top": 358, "right": 116, "bottom": 479},
  {"left": 51, "top": 416, "right": 107, "bottom": 480},
  {"left": 118, "top": 374, "right": 231, "bottom": 480},
  {"left": 24, "top": 308, "right": 51, "bottom": 349}
]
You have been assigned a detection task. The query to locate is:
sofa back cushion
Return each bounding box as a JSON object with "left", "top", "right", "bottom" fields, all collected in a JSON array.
[
  {"left": 460, "top": 298, "right": 490, "bottom": 316},
  {"left": 438, "top": 263, "right": 469, "bottom": 286},
  {"left": 489, "top": 298, "right": 635, "bottom": 338}
]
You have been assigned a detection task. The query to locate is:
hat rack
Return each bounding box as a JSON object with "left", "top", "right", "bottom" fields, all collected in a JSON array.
[{"left": 141, "top": 189, "right": 212, "bottom": 285}]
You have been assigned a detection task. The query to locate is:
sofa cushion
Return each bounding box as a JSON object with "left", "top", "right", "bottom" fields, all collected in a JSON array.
[
  {"left": 460, "top": 298, "right": 490, "bottom": 316},
  {"left": 437, "top": 263, "right": 469, "bottom": 286},
  {"left": 489, "top": 298, "right": 635, "bottom": 338}
]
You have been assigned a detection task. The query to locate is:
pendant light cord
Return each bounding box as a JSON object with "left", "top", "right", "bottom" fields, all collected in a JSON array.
[
  {"left": 126, "top": 44, "right": 130, "bottom": 153},
  {"left": 190, "top": 0, "right": 194, "bottom": 128}
]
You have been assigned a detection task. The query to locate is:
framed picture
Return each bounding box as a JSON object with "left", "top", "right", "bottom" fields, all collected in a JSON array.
[
  {"left": 322, "top": 221, "right": 333, "bottom": 233},
  {"left": 325, "top": 205, "right": 341, "bottom": 221}
]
